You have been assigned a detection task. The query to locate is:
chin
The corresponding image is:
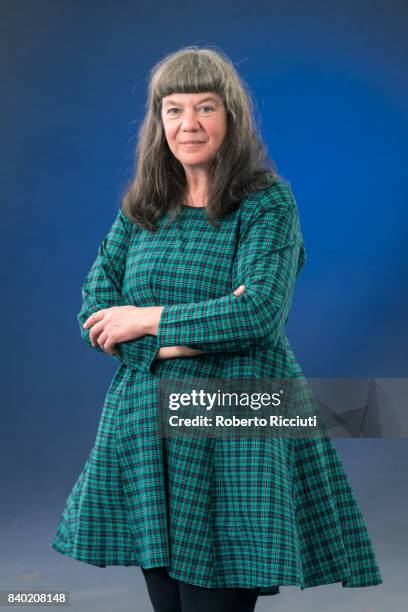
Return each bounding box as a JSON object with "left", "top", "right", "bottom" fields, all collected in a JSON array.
[{"left": 179, "top": 152, "right": 213, "bottom": 163}]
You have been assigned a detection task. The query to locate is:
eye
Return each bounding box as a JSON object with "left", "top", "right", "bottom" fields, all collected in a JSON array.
[{"left": 166, "top": 105, "right": 215, "bottom": 115}]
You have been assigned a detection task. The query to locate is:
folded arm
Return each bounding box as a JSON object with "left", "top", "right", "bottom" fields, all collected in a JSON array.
[
  {"left": 77, "top": 209, "right": 186, "bottom": 372},
  {"left": 78, "top": 182, "right": 306, "bottom": 373},
  {"left": 150, "top": 185, "right": 306, "bottom": 355}
]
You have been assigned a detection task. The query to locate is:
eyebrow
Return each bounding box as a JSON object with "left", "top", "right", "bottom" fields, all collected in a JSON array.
[{"left": 163, "top": 96, "right": 220, "bottom": 107}]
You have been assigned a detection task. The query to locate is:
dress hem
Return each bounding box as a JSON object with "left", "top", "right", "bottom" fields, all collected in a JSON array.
[{"left": 50, "top": 541, "right": 383, "bottom": 597}]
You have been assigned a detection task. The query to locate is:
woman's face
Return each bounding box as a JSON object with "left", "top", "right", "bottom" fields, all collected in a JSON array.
[{"left": 161, "top": 92, "right": 227, "bottom": 171}]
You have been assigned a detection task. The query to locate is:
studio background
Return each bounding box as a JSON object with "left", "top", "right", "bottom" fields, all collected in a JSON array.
[{"left": 1, "top": 0, "right": 407, "bottom": 610}]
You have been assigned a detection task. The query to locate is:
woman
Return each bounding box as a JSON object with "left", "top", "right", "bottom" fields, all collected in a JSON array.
[{"left": 51, "top": 46, "right": 383, "bottom": 611}]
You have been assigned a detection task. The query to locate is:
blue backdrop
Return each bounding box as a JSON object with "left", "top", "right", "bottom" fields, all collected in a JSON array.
[{"left": 1, "top": 0, "right": 406, "bottom": 610}]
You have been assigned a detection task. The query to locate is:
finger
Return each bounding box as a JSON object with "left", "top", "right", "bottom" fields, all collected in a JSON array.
[
  {"left": 233, "top": 284, "right": 246, "bottom": 296},
  {"left": 83, "top": 310, "right": 105, "bottom": 329},
  {"left": 99, "top": 328, "right": 120, "bottom": 354},
  {"left": 97, "top": 329, "right": 112, "bottom": 352},
  {"left": 89, "top": 320, "right": 106, "bottom": 347},
  {"left": 102, "top": 325, "right": 122, "bottom": 353},
  {"left": 103, "top": 337, "right": 116, "bottom": 353},
  {"left": 104, "top": 343, "right": 119, "bottom": 355}
]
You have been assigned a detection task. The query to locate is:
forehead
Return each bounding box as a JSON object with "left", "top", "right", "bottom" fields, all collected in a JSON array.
[{"left": 162, "top": 92, "right": 222, "bottom": 106}]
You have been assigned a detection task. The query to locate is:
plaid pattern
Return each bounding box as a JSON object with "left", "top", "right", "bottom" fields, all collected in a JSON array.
[{"left": 51, "top": 179, "right": 383, "bottom": 596}]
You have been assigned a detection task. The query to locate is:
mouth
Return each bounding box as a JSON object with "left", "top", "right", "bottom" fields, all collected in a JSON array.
[{"left": 180, "top": 141, "right": 205, "bottom": 145}]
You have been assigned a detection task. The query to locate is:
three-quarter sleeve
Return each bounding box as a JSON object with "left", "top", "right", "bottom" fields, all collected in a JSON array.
[
  {"left": 156, "top": 183, "right": 306, "bottom": 354},
  {"left": 77, "top": 208, "right": 159, "bottom": 373}
]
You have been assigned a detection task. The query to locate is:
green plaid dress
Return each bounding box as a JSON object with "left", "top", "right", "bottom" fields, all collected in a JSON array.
[{"left": 51, "top": 179, "right": 383, "bottom": 596}]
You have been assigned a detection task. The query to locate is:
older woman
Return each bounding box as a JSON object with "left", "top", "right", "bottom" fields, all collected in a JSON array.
[{"left": 51, "top": 46, "right": 382, "bottom": 612}]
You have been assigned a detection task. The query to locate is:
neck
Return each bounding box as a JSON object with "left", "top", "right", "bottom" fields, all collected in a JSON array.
[{"left": 183, "top": 169, "right": 210, "bottom": 206}]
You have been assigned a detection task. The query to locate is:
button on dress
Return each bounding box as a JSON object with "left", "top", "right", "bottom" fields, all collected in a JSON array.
[{"left": 51, "top": 179, "right": 383, "bottom": 596}]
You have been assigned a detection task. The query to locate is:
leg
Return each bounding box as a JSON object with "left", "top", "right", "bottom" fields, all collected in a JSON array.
[
  {"left": 178, "top": 579, "right": 260, "bottom": 612},
  {"left": 141, "top": 566, "right": 182, "bottom": 612}
]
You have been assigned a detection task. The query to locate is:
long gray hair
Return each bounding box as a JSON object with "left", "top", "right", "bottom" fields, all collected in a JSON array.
[{"left": 122, "top": 45, "right": 281, "bottom": 231}]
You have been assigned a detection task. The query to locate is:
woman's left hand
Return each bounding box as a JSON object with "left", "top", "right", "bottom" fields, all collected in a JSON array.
[{"left": 82, "top": 305, "right": 162, "bottom": 355}]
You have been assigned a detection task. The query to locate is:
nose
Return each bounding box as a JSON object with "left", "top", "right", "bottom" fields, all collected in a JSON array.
[{"left": 181, "top": 108, "right": 201, "bottom": 130}]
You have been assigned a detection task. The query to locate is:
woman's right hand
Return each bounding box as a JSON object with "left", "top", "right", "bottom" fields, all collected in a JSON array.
[{"left": 156, "top": 285, "right": 246, "bottom": 359}]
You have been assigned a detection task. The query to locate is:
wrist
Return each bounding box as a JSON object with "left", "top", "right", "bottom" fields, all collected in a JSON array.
[{"left": 143, "top": 306, "right": 164, "bottom": 336}]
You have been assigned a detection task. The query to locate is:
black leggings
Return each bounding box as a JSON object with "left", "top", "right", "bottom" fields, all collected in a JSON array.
[{"left": 141, "top": 566, "right": 260, "bottom": 612}]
